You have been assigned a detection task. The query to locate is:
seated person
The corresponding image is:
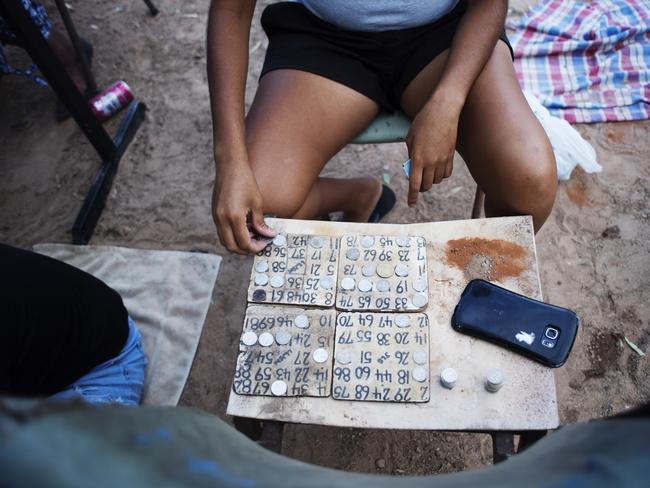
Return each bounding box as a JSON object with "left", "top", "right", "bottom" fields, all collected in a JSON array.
[
  {"left": 0, "top": 244, "right": 146, "bottom": 405},
  {"left": 207, "top": 0, "right": 557, "bottom": 255}
]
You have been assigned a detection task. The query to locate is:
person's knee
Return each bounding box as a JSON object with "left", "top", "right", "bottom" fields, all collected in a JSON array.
[
  {"left": 502, "top": 143, "right": 557, "bottom": 214},
  {"left": 255, "top": 176, "right": 307, "bottom": 218}
]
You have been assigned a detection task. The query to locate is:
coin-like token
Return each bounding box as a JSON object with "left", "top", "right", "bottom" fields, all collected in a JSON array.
[
  {"left": 360, "top": 236, "right": 375, "bottom": 248},
  {"left": 273, "top": 234, "right": 287, "bottom": 246},
  {"left": 376, "top": 263, "right": 393, "bottom": 278},
  {"left": 376, "top": 280, "right": 390, "bottom": 292},
  {"left": 358, "top": 279, "right": 373, "bottom": 292},
  {"left": 396, "top": 236, "right": 410, "bottom": 247},
  {"left": 336, "top": 350, "right": 352, "bottom": 365},
  {"left": 271, "top": 380, "right": 288, "bottom": 396},
  {"left": 412, "top": 366, "right": 428, "bottom": 383},
  {"left": 412, "top": 293, "right": 428, "bottom": 308},
  {"left": 310, "top": 236, "right": 323, "bottom": 248},
  {"left": 341, "top": 277, "right": 356, "bottom": 290},
  {"left": 294, "top": 314, "right": 310, "bottom": 329},
  {"left": 241, "top": 331, "right": 258, "bottom": 346},
  {"left": 258, "top": 332, "right": 274, "bottom": 347},
  {"left": 270, "top": 275, "right": 284, "bottom": 288},
  {"left": 413, "top": 349, "right": 428, "bottom": 365},
  {"left": 346, "top": 248, "right": 360, "bottom": 261},
  {"left": 412, "top": 278, "right": 427, "bottom": 292},
  {"left": 320, "top": 276, "right": 334, "bottom": 290},
  {"left": 362, "top": 263, "right": 376, "bottom": 277},
  {"left": 275, "top": 330, "right": 292, "bottom": 345},
  {"left": 312, "top": 348, "right": 329, "bottom": 364},
  {"left": 394, "top": 264, "right": 409, "bottom": 277},
  {"left": 254, "top": 274, "right": 269, "bottom": 286},
  {"left": 395, "top": 315, "right": 410, "bottom": 328}
]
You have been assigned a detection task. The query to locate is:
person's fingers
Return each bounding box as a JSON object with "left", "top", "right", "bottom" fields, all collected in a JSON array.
[
  {"left": 232, "top": 215, "right": 267, "bottom": 254},
  {"left": 250, "top": 206, "right": 277, "bottom": 239},
  {"left": 219, "top": 220, "right": 247, "bottom": 255},
  {"left": 433, "top": 166, "right": 444, "bottom": 184},
  {"left": 444, "top": 159, "right": 453, "bottom": 179},
  {"left": 408, "top": 159, "right": 423, "bottom": 207},
  {"left": 420, "top": 166, "right": 436, "bottom": 192}
]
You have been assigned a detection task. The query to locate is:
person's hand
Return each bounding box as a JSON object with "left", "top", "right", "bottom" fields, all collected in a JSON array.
[
  {"left": 405, "top": 91, "right": 462, "bottom": 207},
  {"left": 212, "top": 160, "right": 276, "bottom": 255}
]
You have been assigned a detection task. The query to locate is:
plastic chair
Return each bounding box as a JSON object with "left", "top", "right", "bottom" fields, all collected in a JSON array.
[{"left": 352, "top": 111, "right": 485, "bottom": 219}]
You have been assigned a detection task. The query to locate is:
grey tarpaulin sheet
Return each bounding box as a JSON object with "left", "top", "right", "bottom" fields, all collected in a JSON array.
[
  {"left": 1, "top": 405, "right": 649, "bottom": 487},
  {"left": 33, "top": 244, "right": 222, "bottom": 406}
]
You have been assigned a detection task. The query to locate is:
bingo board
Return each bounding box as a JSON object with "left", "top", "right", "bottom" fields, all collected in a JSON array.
[
  {"left": 247, "top": 234, "right": 339, "bottom": 307},
  {"left": 233, "top": 305, "right": 336, "bottom": 397},
  {"left": 336, "top": 235, "right": 429, "bottom": 312},
  {"left": 332, "top": 312, "right": 430, "bottom": 403}
]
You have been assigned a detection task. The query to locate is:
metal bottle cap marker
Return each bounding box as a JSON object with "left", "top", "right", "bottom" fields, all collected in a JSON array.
[
  {"left": 294, "top": 314, "right": 310, "bottom": 329},
  {"left": 258, "top": 332, "right": 274, "bottom": 347},
  {"left": 412, "top": 366, "right": 428, "bottom": 383},
  {"left": 271, "top": 380, "right": 287, "bottom": 396},
  {"left": 440, "top": 367, "right": 458, "bottom": 389},
  {"left": 241, "top": 331, "right": 258, "bottom": 346}
]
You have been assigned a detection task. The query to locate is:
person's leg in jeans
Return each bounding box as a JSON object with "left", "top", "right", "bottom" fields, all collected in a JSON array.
[
  {"left": 0, "top": 244, "right": 146, "bottom": 405},
  {"left": 51, "top": 317, "right": 147, "bottom": 406}
]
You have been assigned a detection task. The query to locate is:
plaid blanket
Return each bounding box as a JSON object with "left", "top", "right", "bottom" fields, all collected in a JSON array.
[{"left": 508, "top": 0, "right": 650, "bottom": 123}]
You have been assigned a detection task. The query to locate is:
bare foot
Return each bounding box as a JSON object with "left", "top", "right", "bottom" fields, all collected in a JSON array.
[{"left": 343, "top": 176, "right": 383, "bottom": 222}]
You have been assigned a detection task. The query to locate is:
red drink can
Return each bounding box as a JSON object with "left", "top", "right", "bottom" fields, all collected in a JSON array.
[{"left": 89, "top": 80, "right": 134, "bottom": 121}]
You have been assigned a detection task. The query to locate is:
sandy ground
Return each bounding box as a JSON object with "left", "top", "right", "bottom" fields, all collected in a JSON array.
[{"left": 1, "top": 0, "right": 648, "bottom": 475}]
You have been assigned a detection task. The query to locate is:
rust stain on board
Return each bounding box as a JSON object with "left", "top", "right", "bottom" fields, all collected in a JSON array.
[{"left": 445, "top": 238, "right": 529, "bottom": 281}]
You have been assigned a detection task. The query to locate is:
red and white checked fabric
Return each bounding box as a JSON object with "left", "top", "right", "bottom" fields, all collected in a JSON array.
[{"left": 507, "top": 0, "right": 650, "bottom": 123}]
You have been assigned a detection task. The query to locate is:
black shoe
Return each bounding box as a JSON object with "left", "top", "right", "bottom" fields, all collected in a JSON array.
[{"left": 368, "top": 185, "right": 396, "bottom": 223}]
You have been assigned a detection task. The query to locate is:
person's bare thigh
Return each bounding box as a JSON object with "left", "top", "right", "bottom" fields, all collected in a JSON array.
[
  {"left": 400, "top": 42, "right": 556, "bottom": 230},
  {"left": 245, "top": 69, "right": 379, "bottom": 217}
]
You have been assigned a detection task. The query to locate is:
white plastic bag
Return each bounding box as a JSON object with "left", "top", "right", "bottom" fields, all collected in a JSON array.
[{"left": 523, "top": 91, "right": 602, "bottom": 180}]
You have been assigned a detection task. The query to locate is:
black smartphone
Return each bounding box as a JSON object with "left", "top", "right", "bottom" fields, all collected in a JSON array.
[{"left": 451, "top": 279, "right": 579, "bottom": 368}]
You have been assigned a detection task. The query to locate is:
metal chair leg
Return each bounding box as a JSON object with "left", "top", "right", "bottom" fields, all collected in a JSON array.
[
  {"left": 143, "top": 0, "right": 159, "bottom": 16},
  {"left": 233, "top": 416, "right": 263, "bottom": 441},
  {"left": 471, "top": 186, "right": 485, "bottom": 219},
  {"left": 491, "top": 432, "right": 515, "bottom": 464},
  {"left": 233, "top": 417, "right": 283, "bottom": 453},
  {"left": 53, "top": 0, "right": 97, "bottom": 93},
  {"left": 517, "top": 430, "right": 547, "bottom": 453},
  {"left": 259, "top": 421, "right": 284, "bottom": 453}
]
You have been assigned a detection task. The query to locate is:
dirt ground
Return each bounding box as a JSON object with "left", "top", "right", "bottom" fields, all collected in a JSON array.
[{"left": 1, "top": 0, "right": 648, "bottom": 476}]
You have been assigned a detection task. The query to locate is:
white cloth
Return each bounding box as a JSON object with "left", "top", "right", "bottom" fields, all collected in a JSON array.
[
  {"left": 524, "top": 91, "right": 603, "bottom": 180},
  {"left": 33, "top": 244, "right": 221, "bottom": 406}
]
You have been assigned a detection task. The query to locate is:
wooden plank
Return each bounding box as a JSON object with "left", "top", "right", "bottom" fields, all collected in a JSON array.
[
  {"left": 233, "top": 305, "right": 336, "bottom": 397},
  {"left": 228, "top": 217, "right": 559, "bottom": 431},
  {"left": 332, "top": 312, "right": 430, "bottom": 403}
]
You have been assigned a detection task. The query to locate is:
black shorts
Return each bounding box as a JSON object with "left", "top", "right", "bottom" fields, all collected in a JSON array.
[{"left": 261, "top": 1, "right": 513, "bottom": 112}]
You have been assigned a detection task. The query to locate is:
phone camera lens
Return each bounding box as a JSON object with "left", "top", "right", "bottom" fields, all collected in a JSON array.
[
  {"left": 545, "top": 327, "right": 559, "bottom": 340},
  {"left": 542, "top": 338, "right": 555, "bottom": 348}
]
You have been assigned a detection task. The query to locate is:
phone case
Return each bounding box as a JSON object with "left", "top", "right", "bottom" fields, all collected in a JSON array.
[{"left": 451, "top": 279, "right": 579, "bottom": 367}]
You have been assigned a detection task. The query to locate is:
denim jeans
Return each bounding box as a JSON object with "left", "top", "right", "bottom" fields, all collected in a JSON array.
[{"left": 50, "top": 317, "right": 147, "bottom": 406}]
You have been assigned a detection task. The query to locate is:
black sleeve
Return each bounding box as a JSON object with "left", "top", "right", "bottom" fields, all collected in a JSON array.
[{"left": 0, "top": 244, "right": 129, "bottom": 396}]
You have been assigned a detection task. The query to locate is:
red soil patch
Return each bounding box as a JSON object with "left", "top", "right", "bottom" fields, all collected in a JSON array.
[
  {"left": 445, "top": 238, "right": 529, "bottom": 281},
  {"left": 564, "top": 168, "right": 595, "bottom": 208}
]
